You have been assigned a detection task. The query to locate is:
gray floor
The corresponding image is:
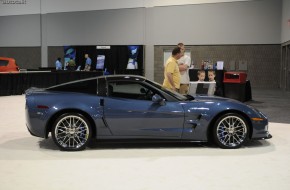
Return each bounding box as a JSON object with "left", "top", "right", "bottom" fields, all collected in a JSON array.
[
  {"left": 0, "top": 90, "right": 290, "bottom": 190},
  {"left": 246, "top": 88, "right": 290, "bottom": 124}
]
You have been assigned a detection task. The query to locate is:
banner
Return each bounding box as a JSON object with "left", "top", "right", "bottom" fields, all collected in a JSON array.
[
  {"left": 127, "top": 45, "right": 139, "bottom": 69},
  {"left": 64, "top": 46, "right": 76, "bottom": 70},
  {"left": 96, "top": 55, "right": 105, "bottom": 70}
]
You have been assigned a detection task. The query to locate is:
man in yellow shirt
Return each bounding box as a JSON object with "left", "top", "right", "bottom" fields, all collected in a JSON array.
[{"left": 163, "top": 47, "right": 183, "bottom": 92}]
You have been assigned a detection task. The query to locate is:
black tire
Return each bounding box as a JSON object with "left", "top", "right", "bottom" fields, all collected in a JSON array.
[
  {"left": 213, "top": 113, "right": 249, "bottom": 149},
  {"left": 52, "top": 113, "right": 92, "bottom": 151}
]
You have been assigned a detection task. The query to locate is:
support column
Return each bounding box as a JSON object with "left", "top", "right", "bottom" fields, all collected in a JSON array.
[{"left": 40, "top": 13, "right": 48, "bottom": 67}]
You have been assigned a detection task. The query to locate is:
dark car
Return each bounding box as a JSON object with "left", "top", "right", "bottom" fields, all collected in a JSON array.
[{"left": 25, "top": 75, "right": 271, "bottom": 151}]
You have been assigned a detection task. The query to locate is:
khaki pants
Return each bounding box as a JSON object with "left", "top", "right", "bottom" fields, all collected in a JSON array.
[
  {"left": 84, "top": 65, "right": 91, "bottom": 71},
  {"left": 179, "top": 84, "right": 189, "bottom": 95}
]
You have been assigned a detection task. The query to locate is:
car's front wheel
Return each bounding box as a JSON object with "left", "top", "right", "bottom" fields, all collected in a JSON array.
[
  {"left": 213, "top": 113, "right": 249, "bottom": 149},
  {"left": 52, "top": 113, "right": 91, "bottom": 151}
]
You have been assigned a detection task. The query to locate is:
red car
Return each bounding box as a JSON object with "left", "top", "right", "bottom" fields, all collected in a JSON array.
[{"left": 0, "top": 57, "right": 19, "bottom": 72}]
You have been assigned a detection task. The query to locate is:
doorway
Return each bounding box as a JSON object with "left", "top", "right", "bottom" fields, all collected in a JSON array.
[{"left": 281, "top": 42, "right": 290, "bottom": 91}]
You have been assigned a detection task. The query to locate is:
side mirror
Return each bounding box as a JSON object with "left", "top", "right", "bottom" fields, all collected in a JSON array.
[
  {"left": 152, "top": 94, "right": 166, "bottom": 105},
  {"left": 140, "top": 88, "right": 146, "bottom": 94}
]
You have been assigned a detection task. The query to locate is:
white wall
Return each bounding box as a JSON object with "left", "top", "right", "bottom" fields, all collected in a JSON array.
[
  {"left": 41, "top": 0, "right": 144, "bottom": 14},
  {"left": 0, "top": 0, "right": 281, "bottom": 47},
  {"left": 281, "top": 0, "right": 290, "bottom": 43},
  {"left": 41, "top": 0, "right": 281, "bottom": 46},
  {"left": 0, "top": 0, "right": 40, "bottom": 16},
  {"left": 45, "top": 8, "right": 145, "bottom": 46},
  {"left": 146, "top": 0, "right": 281, "bottom": 45},
  {"left": 0, "top": 14, "right": 41, "bottom": 47},
  {"left": 0, "top": 0, "right": 258, "bottom": 16},
  {"left": 144, "top": 0, "right": 255, "bottom": 7}
]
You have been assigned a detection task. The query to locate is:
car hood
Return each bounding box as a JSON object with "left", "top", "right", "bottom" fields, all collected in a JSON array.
[
  {"left": 184, "top": 95, "right": 254, "bottom": 114},
  {"left": 193, "top": 95, "right": 242, "bottom": 104},
  {"left": 182, "top": 95, "right": 266, "bottom": 120}
]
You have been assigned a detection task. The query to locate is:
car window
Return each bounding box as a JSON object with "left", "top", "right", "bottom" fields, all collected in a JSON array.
[
  {"left": 145, "top": 79, "right": 188, "bottom": 101},
  {"left": 47, "top": 78, "right": 97, "bottom": 94},
  {"left": 0, "top": 60, "right": 9, "bottom": 66},
  {"left": 107, "top": 81, "right": 155, "bottom": 101}
]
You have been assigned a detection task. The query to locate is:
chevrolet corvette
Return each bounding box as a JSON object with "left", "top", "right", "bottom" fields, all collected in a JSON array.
[{"left": 25, "top": 75, "right": 272, "bottom": 151}]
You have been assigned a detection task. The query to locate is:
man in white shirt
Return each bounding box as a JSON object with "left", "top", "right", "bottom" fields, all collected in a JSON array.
[{"left": 177, "top": 43, "right": 191, "bottom": 94}]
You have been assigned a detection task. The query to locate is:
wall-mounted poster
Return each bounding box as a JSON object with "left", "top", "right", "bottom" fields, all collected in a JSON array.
[
  {"left": 64, "top": 46, "right": 76, "bottom": 70},
  {"left": 96, "top": 55, "right": 105, "bottom": 70},
  {"left": 127, "top": 45, "right": 139, "bottom": 69},
  {"left": 238, "top": 60, "right": 248, "bottom": 71}
]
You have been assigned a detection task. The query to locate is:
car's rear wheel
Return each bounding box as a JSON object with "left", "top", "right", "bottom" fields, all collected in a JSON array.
[
  {"left": 52, "top": 113, "right": 91, "bottom": 151},
  {"left": 213, "top": 113, "right": 249, "bottom": 149}
]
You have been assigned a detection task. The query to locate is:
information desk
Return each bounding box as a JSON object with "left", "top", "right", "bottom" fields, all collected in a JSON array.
[{"left": 0, "top": 71, "right": 103, "bottom": 96}]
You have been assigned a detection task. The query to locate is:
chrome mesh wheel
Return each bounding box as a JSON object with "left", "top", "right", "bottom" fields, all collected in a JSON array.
[
  {"left": 54, "top": 114, "right": 90, "bottom": 150},
  {"left": 216, "top": 115, "right": 248, "bottom": 148}
]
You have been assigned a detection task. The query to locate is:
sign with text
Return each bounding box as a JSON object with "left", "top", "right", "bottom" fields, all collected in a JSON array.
[{"left": 96, "top": 46, "right": 111, "bottom": 49}]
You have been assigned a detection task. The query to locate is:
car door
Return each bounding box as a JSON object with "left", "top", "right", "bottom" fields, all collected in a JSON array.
[{"left": 103, "top": 81, "right": 185, "bottom": 138}]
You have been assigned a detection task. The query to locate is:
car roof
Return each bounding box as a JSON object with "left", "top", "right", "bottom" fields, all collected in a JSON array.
[
  {"left": 104, "top": 75, "right": 146, "bottom": 82},
  {"left": 46, "top": 74, "right": 147, "bottom": 90}
]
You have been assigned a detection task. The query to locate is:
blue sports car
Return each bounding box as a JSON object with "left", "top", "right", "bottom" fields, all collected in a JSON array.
[{"left": 25, "top": 75, "right": 272, "bottom": 151}]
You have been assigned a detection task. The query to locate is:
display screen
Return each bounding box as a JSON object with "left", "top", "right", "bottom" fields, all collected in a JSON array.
[{"left": 96, "top": 55, "right": 105, "bottom": 70}]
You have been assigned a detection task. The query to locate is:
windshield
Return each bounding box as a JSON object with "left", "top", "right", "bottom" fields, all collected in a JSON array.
[{"left": 145, "top": 79, "right": 192, "bottom": 101}]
